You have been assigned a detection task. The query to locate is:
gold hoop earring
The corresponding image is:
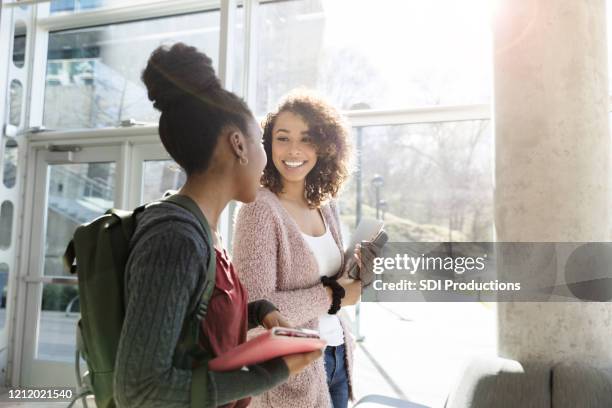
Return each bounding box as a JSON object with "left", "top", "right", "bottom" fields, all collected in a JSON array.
[{"left": 239, "top": 157, "right": 248, "bottom": 166}]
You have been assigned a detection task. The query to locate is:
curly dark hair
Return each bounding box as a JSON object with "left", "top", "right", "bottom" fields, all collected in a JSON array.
[{"left": 261, "top": 90, "right": 352, "bottom": 208}]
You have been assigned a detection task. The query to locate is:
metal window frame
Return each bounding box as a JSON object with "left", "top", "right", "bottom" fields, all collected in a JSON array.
[
  {"left": 2, "top": 3, "right": 38, "bottom": 387},
  {"left": 24, "top": 103, "right": 494, "bottom": 144},
  {"left": 241, "top": 0, "right": 258, "bottom": 107},
  {"left": 31, "top": 0, "right": 221, "bottom": 31},
  {"left": 0, "top": 11, "right": 13, "bottom": 292}
]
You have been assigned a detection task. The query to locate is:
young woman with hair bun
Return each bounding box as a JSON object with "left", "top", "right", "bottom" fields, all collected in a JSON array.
[{"left": 114, "top": 43, "right": 320, "bottom": 408}]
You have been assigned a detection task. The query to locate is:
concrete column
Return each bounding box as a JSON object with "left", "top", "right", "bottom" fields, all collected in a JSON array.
[{"left": 494, "top": 0, "right": 612, "bottom": 364}]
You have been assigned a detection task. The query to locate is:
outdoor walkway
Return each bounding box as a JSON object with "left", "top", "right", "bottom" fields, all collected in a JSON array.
[{"left": 348, "top": 302, "right": 496, "bottom": 407}]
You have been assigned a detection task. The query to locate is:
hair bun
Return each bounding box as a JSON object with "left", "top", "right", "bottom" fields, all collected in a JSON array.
[
  {"left": 142, "top": 42, "right": 221, "bottom": 112},
  {"left": 151, "top": 87, "right": 185, "bottom": 112}
]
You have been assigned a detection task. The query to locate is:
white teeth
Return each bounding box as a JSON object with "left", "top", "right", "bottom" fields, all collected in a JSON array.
[{"left": 284, "top": 161, "right": 305, "bottom": 168}]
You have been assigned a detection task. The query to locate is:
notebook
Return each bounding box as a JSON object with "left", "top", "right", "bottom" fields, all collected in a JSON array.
[{"left": 208, "top": 327, "right": 326, "bottom": 372}]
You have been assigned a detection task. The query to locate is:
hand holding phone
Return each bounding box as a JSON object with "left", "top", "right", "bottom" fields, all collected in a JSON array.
[
  {"left": 346, "top": 230, "right": 388, "bottom": 287},
  {"left": 262, "top": 310, "right": 291, "bottom": 330}
]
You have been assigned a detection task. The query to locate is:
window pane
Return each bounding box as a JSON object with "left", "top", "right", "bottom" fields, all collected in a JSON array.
[
  {"left": 0, "top": 201, "right": 14, "bottom": 249},
  {"left": 338, "top": 121, "right": 493, "bottom": 243},
  {"left": 44, "top": 162, "right": 115, "bottom": 276},
  {"left": 256, "top": 0, "right": 492, "bottom": 115},
  {"left": 9, "top": 80, "right": 22, "bottom": 127},
  {"left": 43, "top": 11, "right": 222, "bottom": 129},
  {"left": 3, "top": 138, "right": 18, "bottom": 189},
  {"left": 13, "top": 20, "right": 26, "bottom": 68},
  {"left": 38, "top": 160, "right": 114, "bottom": 361},
  {"left": 38, "top": 283, "right": 79, "bottom": 362},
  {"left": 50, "top": 0, "right": 149, "bottom": 14},
  {"left": 141, "top": 160, "right": 186, "bottom": 204},
  {"left": 0, "top": 263, "right": 7, "bottom": 330},
  {"left": 338, "top": 122, "right": 494, "bottom": 405}
]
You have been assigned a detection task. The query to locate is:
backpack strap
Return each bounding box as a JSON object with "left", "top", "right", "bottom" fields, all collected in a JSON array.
[
  {"left": 105, "top": 207, "right": 147, "bottom": 310},
  {"left": 161, "top": 194, "right": 216, "bottom": 305},
  {"left": 160, "top": 199, "right": 216, "bottom": 316},
  {"left": 161, "top": 195, "right": 217, "bottom": 408}
]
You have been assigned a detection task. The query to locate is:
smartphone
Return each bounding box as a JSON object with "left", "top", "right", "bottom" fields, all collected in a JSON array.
[
  {"left": 347, "top": 230, "right": 389, "bottom": 281},
  {"left": 369, "top": 229, "right": 389, "bottom": 247},
  {"left": 271, "top": 327, "right": 320, "bottom": 340}
]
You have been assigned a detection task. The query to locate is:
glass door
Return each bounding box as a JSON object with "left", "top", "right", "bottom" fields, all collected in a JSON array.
[{"left": 20, "top": 144, "right": 121, "bottom": 386}]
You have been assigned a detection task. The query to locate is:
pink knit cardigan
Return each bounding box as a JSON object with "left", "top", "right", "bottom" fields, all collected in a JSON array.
[{"left": 232, "top": 187, "right": 354, "bottom": 408}]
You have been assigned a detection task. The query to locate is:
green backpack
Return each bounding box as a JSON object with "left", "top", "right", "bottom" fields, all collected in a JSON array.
[{"left": 63, "top": 194, "right": 216, "bottom": 408}]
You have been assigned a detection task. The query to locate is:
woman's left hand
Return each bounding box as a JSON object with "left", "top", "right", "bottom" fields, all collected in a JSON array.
[
  {"left": 352, "top": 238, "right": 385, "bottom": 287},
  {"left": 354, "top": 240, "right": 384, "bottom": 267},
  {"left": 262, "top": 310, "right": 292, "bottom": 329}
]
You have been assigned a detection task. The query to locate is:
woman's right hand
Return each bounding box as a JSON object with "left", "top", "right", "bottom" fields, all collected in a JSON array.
[
  {"left": 282, "top": 349, "right": 323, "bottom": 376},
  {"left": 339, "top": 278, "right": 361, "bottom": 306}
]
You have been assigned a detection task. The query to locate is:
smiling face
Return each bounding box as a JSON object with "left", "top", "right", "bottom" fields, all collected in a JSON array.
[{"left": 271, "top": 111, "right": 318, "bottom": 187}]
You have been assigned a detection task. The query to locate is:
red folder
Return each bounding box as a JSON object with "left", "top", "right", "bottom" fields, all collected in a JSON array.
[{"left": 208, "top": 327, "right": 327, "bottom": 372}]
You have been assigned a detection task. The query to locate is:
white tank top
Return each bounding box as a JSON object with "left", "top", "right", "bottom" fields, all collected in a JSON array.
[{"left": 301, "top": 218, "right": 345, "bottom": 347}]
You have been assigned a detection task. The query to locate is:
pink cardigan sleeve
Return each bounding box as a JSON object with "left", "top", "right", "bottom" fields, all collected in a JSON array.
[{"left": 233, "top": 200, "right": 331, "bottom": 328}]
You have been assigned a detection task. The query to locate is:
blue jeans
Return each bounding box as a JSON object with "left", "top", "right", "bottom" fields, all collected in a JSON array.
[{"left": 324, "top": 345, "right": 349, "bottom": 408}]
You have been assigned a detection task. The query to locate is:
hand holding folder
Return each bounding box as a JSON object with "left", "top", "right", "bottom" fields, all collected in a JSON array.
[{"left": 208, "top": 327, "right": 326, "bottom": 372}]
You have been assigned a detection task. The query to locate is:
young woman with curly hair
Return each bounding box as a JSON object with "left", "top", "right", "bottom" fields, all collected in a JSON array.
[{"left": 233, "top": 90, "right": 362, "bottom": 408}]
